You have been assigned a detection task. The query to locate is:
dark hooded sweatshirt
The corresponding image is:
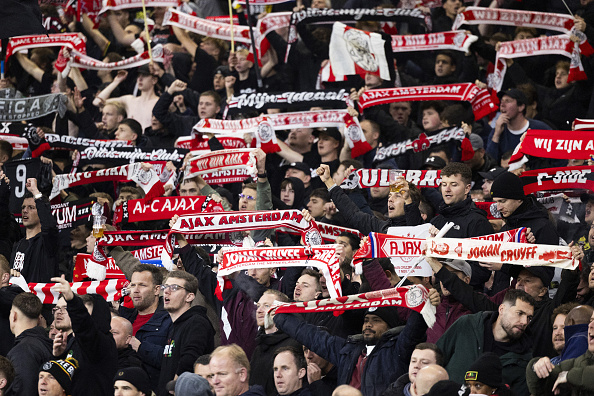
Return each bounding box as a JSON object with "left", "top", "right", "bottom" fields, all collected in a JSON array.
[
  {"left": 158, "top": 305, "right": 215, "bottom": 396},
  {"left": 61, "top": 294, "right": 118, "bottom": 396},
  {"left": 6, "top": 326, "right": 53, "bottom": 396}
]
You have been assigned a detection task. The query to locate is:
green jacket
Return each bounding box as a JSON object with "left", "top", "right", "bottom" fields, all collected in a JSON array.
[
  {"left": 437, "top": 311, "right": 532, "bottom": 396},
  {"left": 526, "top": 350, "right": 594, "bottom": 396}
]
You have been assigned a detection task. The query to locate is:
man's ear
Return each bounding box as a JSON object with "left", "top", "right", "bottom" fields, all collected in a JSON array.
[
  {"left": 1, "top": 272, "right": 10, "bottom": 285},
  {"left": 464, "top": 183, "right": 472, "bottom": 196},
  {"left": 298, "top": 367, "right": 306, "bottom": 380},
  {"left": 463, "top": 276, "right": 471, "bottom": 284}
]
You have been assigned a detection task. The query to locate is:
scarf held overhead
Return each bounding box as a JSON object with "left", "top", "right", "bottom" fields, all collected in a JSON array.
[
  {"left": 28, "top": 279, "right": 129, "bottom": 304},
  {"left": 391, "top": 31, "right": 477, "bottom": 53},
  {"left": 340, "top": 169, "right": 441, "bottom": 189},
  {"left": 269, "top": 285, "right": 436, "bottom": 328},
  {"left": 373, "top": 127, "right": 465, "bottom": 162},
  {"left": 509, "top": 130, "right": 594, "bottom": 163},
  {"left": 193, "top": 118, "right": 280, "bottom": 154},
  {"left": 358, "top": 83, "right": 497, "bottom": 120},
  {"left": 0, "top": 94, "right": 68, "bottom": 122},
  {"left": 520, "top": 166, "right": 594, "bottom": 195},
  {"left": 115, "top": 196, "right": 224, "bottom": 224},
  {"left": 187, "top": 149, "right": 257, "bottom": 179}
]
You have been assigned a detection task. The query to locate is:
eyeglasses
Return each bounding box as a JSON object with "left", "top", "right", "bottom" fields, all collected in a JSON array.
[
  {"left": 238, "top": 193, "right": 256, "bottom": 200},
  {"left": 160, "top": 284, "right": 187, "bottom": 292},
  {"left": 52, "top": 307, "right": 67, "bottom": 314}
]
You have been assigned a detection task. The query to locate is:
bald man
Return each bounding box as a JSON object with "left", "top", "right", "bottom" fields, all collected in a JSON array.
[
  {"left": 332, "top": 385, "right": 363, "bottom": 396},
  {"left": 413, "top": 365, "right": 449, "bottom": 396},
  {"left": 111, "top": 316, "right": 143, "bottom": 370}
]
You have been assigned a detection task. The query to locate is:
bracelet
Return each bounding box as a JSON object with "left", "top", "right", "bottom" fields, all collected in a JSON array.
[
  {"left": 257, "top": 172, "right": 267, "bottom": 178},
  {"left": 34, "top": 193, "right": 43, "bottom": 199}
]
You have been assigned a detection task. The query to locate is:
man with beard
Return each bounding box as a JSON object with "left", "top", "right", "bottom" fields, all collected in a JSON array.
[
  {"left": 118, "top": 264, "right": 171, "bottom": 392},
  {"left": 437, "top": 289, "right": 535, "bottom": 396},
  {"left": 274, "top": 306, "right": 428, "bottom": 396}
]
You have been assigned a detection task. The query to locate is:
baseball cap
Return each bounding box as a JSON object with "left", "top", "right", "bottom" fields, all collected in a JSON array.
[
  {"left": 137, "top": 64, "right": 151, "bottom": 75},
  {"left": 213, "top": 65, "right": 231, "bottom": 78},
  {"left": 313, "top": 127, "right": 342, "bottom": 142},
  {"left": 498, "top": 88, "right": 527, "bottom": 106},
  {"left": 443, "top": 259, "right": 472, "bottom": 278},
  {"left": 478, "top": 167, "right": 506, "bottom": 181},
  {"left": 468, "top": 134, "right": 484, "bottom": 150},
  {"left": 509, "top": 265, "right": 554, "bottom": 288},
  {"left": 422, "top": 156, "right": 447, "bottom": 170},
  {"left": 580, "top": 192, "right": 594, "bottom": 203},
  {"left": 282, "top": 162, "right": 311, "bottom": 175}
]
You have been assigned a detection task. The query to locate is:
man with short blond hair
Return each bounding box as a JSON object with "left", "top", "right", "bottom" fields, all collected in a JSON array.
[{"left": 209, "top": 345, "right": 265, "bottom": 396}]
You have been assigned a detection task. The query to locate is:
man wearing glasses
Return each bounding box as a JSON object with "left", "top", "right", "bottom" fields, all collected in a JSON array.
[
  {"left": 238, "top": 183, "right": 258, "bottom": 211},
  {"left": 158, "top": 270, "right": 215, "bottom": 396}
]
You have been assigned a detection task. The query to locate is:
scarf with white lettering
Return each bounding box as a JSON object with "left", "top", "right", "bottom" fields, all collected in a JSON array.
[
  {"left": 353, "top": 228, "right": 527, "bottom": 270},
  {"left": 509, "top": 130, "right": 594, "bottom": 164},
  {"left": 520, "top": 166, "right": 594, "bottom": 194},
  {"left": 163, "top": 9, "right": 252, "bottom": 45},
  {"left": 267, "top": 110, "right": 371, "bottom": 158},
  {"left": 573, "top": 118, "right": 594, "bottom": 131},
  {"left": 187, "top": 149, "right": 257, "bottom": 181},
  {"left": 5, "top": 33, "right": 86, "bottom": 61},
  {"left": 221, "top": 245, "right": 340, "bottom": 300},
  {"left": 0, "top": 123, "right": 29, "bottom": 149},
  {"left": 373, "top": 127, "right": 465, "bottom": 163},
  {"left": 20, "top": 198, "right": 96, "bottom": 231},
  {"left": 175, "top": 136, "right": 246, "bottom": 150},
  {"left": 358, "top": 83, "right": 498, "bottom": 120},
  {"left": 391, "top": 31, "right": 477, "bottom": 53},
  {"left": 115, "top": 196, "right": 224, "bottom": 224},
  {"left": 226, "top": 90, "right": 350, "bottom": 114},
  {"left": 28, "top": 279, "right": 129, "bottom": 304},
  {"left": 50, "top": 162, "right": 167, "bottom": 199},
  {"left": 476, "top": 195, "right": 580, "bottom": 223},
  {"left": 73, "top": 248, "right": 167, "bottom": 281},
  {"left": 99, "top": 0, "right": 178, "bottom": 13},
  {"left": 489, "top": 35, "right": 589, "bottom": 92},
  {"left": 426, "top": 237, "right": 578, "bottom": 269},
  {"left": 164, "top": 210, "right": 322, "bottom": 256},
  {"left": 25, "top": 132, "right": 133, "bottom": 158},
  {"left": 74, "top": 146, "right": 187, "bottom": 167},
  {"left": 268, "top": 284, "right": 436, "bottom": 328},
  {"left": 193, "top": 118, "right": 280, "bottom": 154},
  {"left": 97, "top": 229, "right": 240, "bottom": 247},
  {"left": 340, "top": 169, "right": 441, "bottom": 189},
  {"left": 453, "top": 7, "right": 575, "bottom": 34},
  {"left": 311, "top": 223, "right": 364, "bottom": 244},
  {"left": 0, "top": 94, "right": 68, "bottom": 122}
]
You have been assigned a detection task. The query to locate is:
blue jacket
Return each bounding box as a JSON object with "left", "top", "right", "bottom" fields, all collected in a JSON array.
[
  {"left": 120, "top": 301, "right": 172, "bottom": 391},
  {"left": 274, "top": 311, "right": 427, "bottom": 396}
]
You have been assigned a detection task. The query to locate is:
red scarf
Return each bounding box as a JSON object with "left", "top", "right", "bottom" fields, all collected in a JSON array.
[
  {"left": 5, "top": 33, "right": 86, "bottom": 60},
  {"left": 489, "top": 35, "right": 589, "bottom": 92},
  {"left": 520, "top": 166, "right": 594, "bottom": 195},
  {"left": 174, "top": 136, "right": 246, "bottom": 151},
  {"left": 574, "top": 118, "right": 594, "bottom": 131},
  {"left": 359, "top": 83, "right": 497, "bottom": 120},
  {"left": 62, "top": 45, "right": 167, "bottom": 74},
  {"left": 99, "top": 0, "right": 179, "bottom": 13},
  {"left": 187, "top": 149, "right": 257, "bottom": 181},
  {"left": 391, "top": 31, "right": 477, "bottom": 53},
  {"left": 114, "top": 196, "right": 224, "bottom": 224},
  {"left": 221, "top": 245, "right": 341, "bottom": 299},
  {"left": 453, "top": 7, "right": 575, "bottom": 34},
  {"left": 509, "top": 130, "right": 594, "bottom": 163},
  {"left": 193, "top": 117, "right": 280, "bottom": 154},
  {"left": 340, "top": 169, "right": 441, "bottom": 189},
  {"left": 268, "top": 285, "right": 436, "bottom": 328},
  {"left": 28, "top": 279, "right": 129, "bottom": 304}
]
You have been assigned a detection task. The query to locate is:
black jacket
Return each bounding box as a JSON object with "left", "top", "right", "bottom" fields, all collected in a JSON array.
[
  {"left": 381, "top": 372, "right": 410, "bottom": 396},
  {"left": 6, "top": 326, "right": 53, "bottom": 396},
  {"left": 10, "top": 196, "right": 59, "bottom": 283},
  {"left": 329, "top": 185, "right": 424, "bottom": 235},
  {"left": 250, "top": 330, "right": 302, "bottom": 396},
  {"left": 309, "top": 366, "right": 338, "bottom": 396},
  {"left": 158, "top": 305, "right": 215, "bottom": 396},
  {"left": 60, "top": 294, "right": 118, "bottom": 396},
  {"left": 117, "top": 346, "right": 144, "bottom": 370},
  {"left": 152, "top": 91, "right": 199, "bottom": 138},
  {"left": 431, "top": 197, "right": 494, "bottom": 288},
  {"left": 0, "top": 285, "right": 25, "bottom": 356}
]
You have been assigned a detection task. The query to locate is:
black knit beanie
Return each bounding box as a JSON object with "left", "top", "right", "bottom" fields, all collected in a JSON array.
[
  {"left": 464, "top": 353, "right": 504, "bottom": 388},
  {"left": 40, "top": 358, "right": 78, "bottom": 395},
  {"left": 490, "top": 172, "right": 525, "bottom": 200}
]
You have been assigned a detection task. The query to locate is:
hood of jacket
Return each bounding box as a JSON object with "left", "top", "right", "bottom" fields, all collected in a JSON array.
[
  {"left": 504, "top": 197, "right": 550, "bottom": 228},
  {"left": 439, "top": 197, "right": 487, "bottom": 220},
  {"left": 15, "top": 326, "right": 53, "bottom": 349},
  {"left": 89, "top": 293, "right": 113, "bottom": 334},
  {"left": 255, "top": 330, "right": 293, "bottom": 352}
]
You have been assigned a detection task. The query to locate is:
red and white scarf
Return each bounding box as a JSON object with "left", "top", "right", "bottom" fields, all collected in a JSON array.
[
  {"left": 427, "top": 237, "right": 579, "bottom": 269},
  {"left": 175, "top": 136, "right": 246, "bottom": 151},
  {"left": 453, "top": 7, "right": 574, "bottom": 34},
  {"left": 73, "top": 254, "right": 127, "bottom": 281},
  {"left": 99, "top": 0, "right": 179, "bottom": 13},
  {"left": 193, "top": 117, "right": 280, "bottom": 154},
  {"left": 221, "top": 245, "right": 341, "bottom": 299},
  {"left": 164, "top": 210, "right": 323, "bottom": 260},
  {"left": 266, "top": 110, "right": 371, "bottom": 158},
  {"left": 115, "top": 196, "right": 224, "bottom": 224},
  {"left": 28, "top": 279, "right": 129, "bottom": 304},
  {"left": 313, "top": 223, "right": 365, "bottom": 244},
  {"left": 573, "top": 118, "right": 594, "bottom": 131},
  {"left": 489, "top": 35, "right": 589, "bottom": 92},
  {"left": 268, "top": 284, "right": 436, "bottom": 328},
  {"left": 163, "top": 9, "right": 252, "bottom": 45},
  {"left": 5, "top": 33, "right": 86, "bottom": 60},
  {"left": 50, "top": 162, "right": 167, "bottom": 199},
  {"left": 187, "top": 149, "right": 257, "bottom": 180},
  {"left": 354, "top": 228, "right": 527, "bottom": 267},
  {"left": 509, "top": 130, "right": 594, "bottom": 163},
  {"left": 61, "top": 45, "right": 166, "bottom": 76},
  {"left": 340, "top": 169, "right": 441, "bottom": 189},
  {"left": 391, "top": 31, "right": 477, "bottom": 53},
  {"left": 97, "top": 229, "right": 240, "bottom": 248},
  {"left": 359, "top": 83, "right": 497, "bottom": 120},
  {"left": 520, "top": 166, "right": 594, "bottom": 195}
]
